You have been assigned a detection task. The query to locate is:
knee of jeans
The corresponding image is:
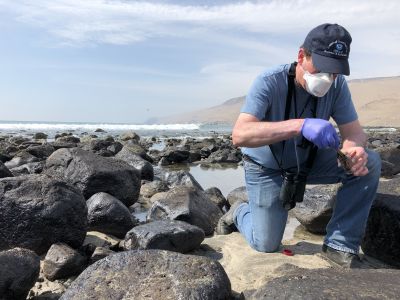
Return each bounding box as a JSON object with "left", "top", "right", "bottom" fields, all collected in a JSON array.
[
  {"left": 251, "top": 239, "right": 280, "bottom": 253},
  {"left": 366, "top": 150, "right": 381, "bottom": 177}
]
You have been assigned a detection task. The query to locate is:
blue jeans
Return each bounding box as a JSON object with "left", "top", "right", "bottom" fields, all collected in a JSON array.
[{"left": 234, "top": 148, "right": 381, "bottom": 254}]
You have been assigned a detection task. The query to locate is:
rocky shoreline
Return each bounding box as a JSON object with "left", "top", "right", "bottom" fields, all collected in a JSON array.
[{"left": 0, "top": 128, "right": 399, "bottom": 299}]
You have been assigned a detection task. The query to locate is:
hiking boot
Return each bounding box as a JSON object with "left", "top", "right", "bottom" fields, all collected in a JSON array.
[
  {"left": 215, "top": 200, "right": 246, "bottom": 235},
  {"left": 321, "top": 244, "right": 364, "bottom": 268}
]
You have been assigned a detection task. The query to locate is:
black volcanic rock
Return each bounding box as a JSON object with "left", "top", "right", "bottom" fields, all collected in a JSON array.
[
  {"left": 147, "top": 186, "right": 222, "bottom": 235},
  {"left": 87, "top": 192, "right": 137, "bottom": 238},
  {"left": 45, "top": 148, "right": 141, "bottom": 206},
  {"left": 122, "top": 220, "right": 204, "bottom": 253},
  {"left": 0, "top": 174, "right": 87, "bottom": 254},
  {"left": 60, "top": 250, "right": 231, "bottom": 300},
  {"left": 0, "top": 248, "right": 40, "bottom": 300}
]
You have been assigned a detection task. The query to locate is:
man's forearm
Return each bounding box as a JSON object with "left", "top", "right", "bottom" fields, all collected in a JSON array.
[
  {"left": 232, "top": 119, "right": 304, "bottom": 148},
  {"left": 342, "top": 131, "right": 367, "bottom": 149}
]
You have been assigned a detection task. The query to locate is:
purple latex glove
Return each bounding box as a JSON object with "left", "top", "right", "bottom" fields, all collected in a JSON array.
[{"left": 301, "top": 118, "right": 340, "bottom": 149}]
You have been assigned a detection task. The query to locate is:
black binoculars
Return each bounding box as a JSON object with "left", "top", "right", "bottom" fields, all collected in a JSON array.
[{"left": 279, "top": 171, "right": 307, "bottom": 210}]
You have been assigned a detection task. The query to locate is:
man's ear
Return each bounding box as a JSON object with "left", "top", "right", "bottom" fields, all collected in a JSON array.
[{"left": 298, "top": 48, "right": 305, "bottom": 64}]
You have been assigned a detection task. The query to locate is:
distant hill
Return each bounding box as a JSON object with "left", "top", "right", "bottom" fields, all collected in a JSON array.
[{"left": 153, "top": 76, "right": 400, "bottom": 127}]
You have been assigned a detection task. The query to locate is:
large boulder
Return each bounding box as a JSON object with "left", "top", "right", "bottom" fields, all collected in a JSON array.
[
  {"left": 248, "top": 264, "right": 400, "bottom": 299},
  {"left": 293, "top": 184, "right": 339, "bottom": 234},
  {"left": 147, "top": 186, "right": 222, "bottom": 235},
  {"left": 0, "top": 248, "right": 40, "bottom": 300},
  {"left": 122, "top": 220, "right": 204, "bottom": 253},
  {"left": 45, "top": 148, "right": 141, "bottom": 206},
  {"left": 361, "top": 193, "right": 400, "bottom": 267},
  {"left": 115, "top": 146, "right": 154, "bottom": 181},
  {"left": 0, "top": 174, "right": 87, "bottom": 254},
  {"left": 60, "top": 250, "right": 231, "bottom": 300},
  {"left": 87, "top": 192, "right": 137, "bottom": 238}
]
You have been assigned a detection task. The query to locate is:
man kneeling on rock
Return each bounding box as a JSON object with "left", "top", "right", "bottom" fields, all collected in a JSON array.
[{"left": 216, "top": 23, "right": 381, "bottom": 268}]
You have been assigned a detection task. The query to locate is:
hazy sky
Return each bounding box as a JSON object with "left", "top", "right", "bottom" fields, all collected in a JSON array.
[{"left": 0, "top": 0, "right": 399, "bottom": 123}]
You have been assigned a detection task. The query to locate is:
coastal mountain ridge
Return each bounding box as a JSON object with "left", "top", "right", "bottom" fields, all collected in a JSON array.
[{"left": 152, "top": 76, "right": 400, "bottom": 127}]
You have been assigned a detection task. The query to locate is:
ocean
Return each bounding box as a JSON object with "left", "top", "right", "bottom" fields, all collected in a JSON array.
[
  {"left": 0, "top": 120, "right": 245, "bottom": 196},
  {"left": 0, "top": 120, "right": 234, "bottom": 140}
]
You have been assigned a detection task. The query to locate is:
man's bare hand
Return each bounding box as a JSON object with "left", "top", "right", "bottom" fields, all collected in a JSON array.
[{"left": 340, "top": 146, "right": 369, "bottom": 176}]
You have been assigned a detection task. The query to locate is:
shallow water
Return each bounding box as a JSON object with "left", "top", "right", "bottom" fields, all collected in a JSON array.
[{"left": 189, "top": 164, "right": 245, "bottom": 196}]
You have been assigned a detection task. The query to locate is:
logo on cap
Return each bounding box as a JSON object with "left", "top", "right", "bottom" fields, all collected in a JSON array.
[{"left": 324, "top": 40, "right": 348, "bottom": 57}]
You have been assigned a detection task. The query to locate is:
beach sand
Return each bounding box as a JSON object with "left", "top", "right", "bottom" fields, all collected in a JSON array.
[{"left": 192, "top": 230, "right": 331, "bottom": 294}]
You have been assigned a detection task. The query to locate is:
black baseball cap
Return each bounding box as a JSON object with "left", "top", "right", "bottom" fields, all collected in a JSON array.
[{"left": 303, "top": 23, "right": 352, "bottom": 75}]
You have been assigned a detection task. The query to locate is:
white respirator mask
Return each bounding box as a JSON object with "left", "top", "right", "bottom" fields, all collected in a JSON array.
[{"left": 302, "top": 70, "right": 334, "bottom": 97}]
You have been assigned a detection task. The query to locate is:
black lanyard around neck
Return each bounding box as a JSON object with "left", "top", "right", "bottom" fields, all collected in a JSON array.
[{"left": 269, "top": 62, "right": 318, "bottom": 172}]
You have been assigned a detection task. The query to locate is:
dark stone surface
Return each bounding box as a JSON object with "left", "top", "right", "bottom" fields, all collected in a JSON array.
[
  {"left": 248, "top": 264, "right": 400, "bottom": 300},
  {"left": 226, "top": 186, "right": 247, "bottom": 206},
  {"left": 377, "top": 146, "right": 400, "bottom": 177},
  {"left": 60, "top": 250, "right": 231, "bottom": 300},
  {"left": 87, "top": 192, "right": 137, "bottom": 238},
  {"left": 293, "top": 184, "right": 339, "bottom": 234},
  {"left": 4, "top": 150, "right": 39, "bottom": 169},
  {"left": 115, "top": 146, "right": 154, "bottom": 181},
  {"left": 122, "top": 220, "right": 205, "bottom": 253},
  {"left": 26, "top": 143, "right": 55, "bottom": 159},
  {"left": 148, "top": 186, "right": 222, "bottom": 235},
  {"left": 43, "top": 243, "right": 87, "bottom": 281},
  {"left": 0, "top": 248, "right": 40, "bottom": 300},
  {"left": 0, "top": 174, "right": 87, "bottom": 255},
  {"left": 204, "top": 187, "right": 228, "bottom": 211},
  {"left": 361, "top": 193, "right": 400, "bottom": 267},
  {"left": 10, "top": 161, "right": 45, "bottom": 176},
  {"left": 154, "top": 167, "right": 204, "bottom": 191},
  {"left": 0, "top": 160, "right": 13, "bottom": 178},
  {"left": 45, "top": 148, "right": 141, "bottom": 206},
  {"left": 140, "top": 180, "right": 169, "bottom": 198}
]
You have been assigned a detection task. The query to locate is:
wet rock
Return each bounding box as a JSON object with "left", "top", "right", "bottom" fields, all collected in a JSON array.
[
  {"left": 249, "top": 264, "right": 400, "bottom": 299},
  {"left": 122, "top": 220, "right": 204, "bottom": 253},
  {"left": 87, "top": 192, "right": 138, "bottom": 239},
  {"left": 161, "top": 149, "right": 191, "bottom": 164},
  {"left": 0, "top": 160, "right": 13, "bottom": 178},
  {"left": 0, "top": 174, "right": 87, "bottom": 254},
  {"left": 293, "top": 184, "right": 339, "bottom": 234},
  {"left": 45, "top": 148, "right": 141, "bottom": 206},
  {"left": 362, "top": 193, "right": 400, "bottom": 267},
  {"left": 43, "top": 243, "right": 87, "bottom": 281},
  {"left": 94, "top": 128, "right": 106, "bottom": 133},
  {"left": 147, "top": 186, "right": 222, "bottom": 235},
  {"left": 60, "top": 250, "right": 231, "bottom": 300},
  {"left": 0, "top": 248, "right": 40, "bottom": 300},
  {"left": 115, "top": 146, "right": 154, "bottom": 181}
]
